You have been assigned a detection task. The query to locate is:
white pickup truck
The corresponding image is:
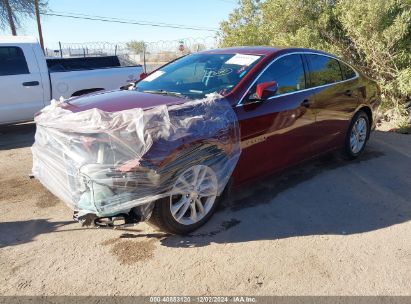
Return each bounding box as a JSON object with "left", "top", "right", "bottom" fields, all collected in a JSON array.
[{"left": 0, "top": 36, "right": 144, "bottom": 125}]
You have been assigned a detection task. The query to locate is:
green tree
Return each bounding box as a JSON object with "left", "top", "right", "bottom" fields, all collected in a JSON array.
[
  {"left": 220, "top": 0, "right": 411, "bottom": 123},
  {"left": 126, "top": 40, "right": 146, "bottom": 54},
  {"left": 219, "top": 0, "right": 265, "bottom": 46},
  {"left": 0, "top": 0, "right": 47, "bottom": 35}
]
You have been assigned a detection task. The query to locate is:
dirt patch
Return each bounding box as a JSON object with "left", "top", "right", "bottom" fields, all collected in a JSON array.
[
  {"left": 100, "top": 238, "right": 120, "bottom": 246},
  {"left": 35, "top": 190, "right": 59, "bottom": 208},
  {"left": 0, "top": 177, "right": 30, "bottom": 202},
  {"left": 109, "top": 239, "right": 156, "bottom": 265},
  {"left": 247, "top": 275, "right": 264, "bottom": 288},
  {"left": 0, "top": 177, "right": 59, "bottom": 208},
  {"left": 10, "top": 259, "right": 33, "bottom": 274}
]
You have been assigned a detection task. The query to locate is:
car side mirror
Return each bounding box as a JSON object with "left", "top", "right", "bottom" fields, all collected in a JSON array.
[
  {"left": 255, "top": 81, "right": 278, "bottom": 100},
  {"left": 139, "top": 72, "right": 148, "bottom": 80}
]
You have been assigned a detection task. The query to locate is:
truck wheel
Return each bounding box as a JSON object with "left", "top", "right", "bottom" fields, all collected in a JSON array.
[{"left": 149, "top": 164, "right": 220, "bottom": 234}]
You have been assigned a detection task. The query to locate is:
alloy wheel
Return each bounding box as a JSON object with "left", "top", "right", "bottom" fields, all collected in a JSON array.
[
  {"left": 350, "top": 116, "right": 367, "bottom": 154},
  {"left": 170, "top": 165, "right": 218, "bottom": 226}
]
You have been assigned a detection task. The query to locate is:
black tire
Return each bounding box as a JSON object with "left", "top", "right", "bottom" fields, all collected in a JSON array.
[
  {"left": 149, "top": 147, "right": 229, "bottom": 235},
  {"left": 149, "top": 194, "right": 222, "bottom": 235},
  {"left": 343, "top": 110, "right": 370, "bottom": 159}
]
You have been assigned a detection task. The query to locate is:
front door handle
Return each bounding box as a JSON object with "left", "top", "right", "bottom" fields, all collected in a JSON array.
[
  {"left": 22, "top": 81, "right": 39, "bottom": 87},
  {"left": 301, "top": 99, "right": 310, "bottom": 108}
]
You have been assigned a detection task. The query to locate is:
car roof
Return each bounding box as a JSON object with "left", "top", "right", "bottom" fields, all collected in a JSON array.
[
  {"left": 201, "top": 46, "right": 280, "bottom": 56},
  {"left": 200, "top": 46, "right": 332, "bottom": 57}
]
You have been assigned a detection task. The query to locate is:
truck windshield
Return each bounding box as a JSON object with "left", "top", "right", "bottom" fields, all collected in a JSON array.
[{"left": 136, "top": 53, "right": 263, "bottom": 99}]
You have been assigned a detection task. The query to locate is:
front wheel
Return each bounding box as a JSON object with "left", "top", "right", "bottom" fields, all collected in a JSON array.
[
  {"left": 344, "top": 111, "right": 370, "bottom": 159},
  {"left": 149, "top": 164, "right": 220, "bottom": 234}
]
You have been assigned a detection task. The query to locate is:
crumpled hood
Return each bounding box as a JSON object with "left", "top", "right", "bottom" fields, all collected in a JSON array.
[{"left": 63, "top": 89, "right": 185, "bottom": 113}]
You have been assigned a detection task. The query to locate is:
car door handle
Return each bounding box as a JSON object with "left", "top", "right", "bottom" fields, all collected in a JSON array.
[
  {"left": 301, "top": 99, "right": 310, "bottom": 108},
  {"left": 22, "top": 81, "right": 39, "bottom": 87},
  {"left": 344, "top": 89, "right": 352, "bottom": 97}
]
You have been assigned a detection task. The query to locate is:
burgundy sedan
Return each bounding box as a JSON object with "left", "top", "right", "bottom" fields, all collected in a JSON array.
[{"left": 59, "top": 47, "right": 380, "bottom": 234}]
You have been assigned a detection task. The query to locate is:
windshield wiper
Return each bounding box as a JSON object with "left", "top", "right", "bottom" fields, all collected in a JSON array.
[{"left": 143, "top": 90, "right": 188, "bottom": 99}]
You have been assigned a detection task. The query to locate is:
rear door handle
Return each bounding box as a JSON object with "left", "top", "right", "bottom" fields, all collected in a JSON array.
[
  {"left": 22, "top": 81, "right": 39, "bottom": 87},
  {"left": 301, "top": 99, "right": 310, "bottom": 108},
  {"left": 344, "top": 89, "right": 352, "bottom": 97}
]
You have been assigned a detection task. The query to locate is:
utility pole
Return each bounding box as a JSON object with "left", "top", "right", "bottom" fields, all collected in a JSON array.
[
  {"left": 34, "top": 0, "right": 44, "bottom": 52},
  {"left": 3, "top": 0, "right": 17, "bottom": 36},
  {"left": 143, "top": 43, "right": 147, "bottom": 73}
]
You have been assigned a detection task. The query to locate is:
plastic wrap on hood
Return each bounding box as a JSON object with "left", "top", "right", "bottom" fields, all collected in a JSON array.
[{"left": 31, "top": 94, "right": 241, "bottom": 217}]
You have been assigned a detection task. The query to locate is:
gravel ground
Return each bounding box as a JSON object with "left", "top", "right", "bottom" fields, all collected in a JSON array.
[{"left": 0, "top": 123, "right": 410, "bottom": 296}]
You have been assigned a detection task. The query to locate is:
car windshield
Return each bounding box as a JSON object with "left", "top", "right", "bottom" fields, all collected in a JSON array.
[{"left": 136, "top": 53, "right": 263, "bottom": 99}]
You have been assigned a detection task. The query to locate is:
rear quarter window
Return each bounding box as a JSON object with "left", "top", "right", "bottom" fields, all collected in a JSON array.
[
  {"left": 339, "top": 61, "right": 357, "bottom": 80},
  {"left": 306, "top": 54, "right": 343, "bottom": 87},
  {"left": 0, "top": 47, "right": 29, "bottom": 76}
]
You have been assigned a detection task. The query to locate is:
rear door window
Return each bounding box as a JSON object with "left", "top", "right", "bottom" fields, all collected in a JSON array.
[
  {"left": 306, "top": 54, "right": 343, "bottom": 87},
  {"left": 0, "top": 47, "right": 29, "bottom": 76}
]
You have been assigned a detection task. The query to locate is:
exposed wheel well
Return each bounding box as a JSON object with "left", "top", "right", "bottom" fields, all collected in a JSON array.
[
  {"left": 71, "top": 88, "right": 104, "bottom": 97},
  {"left": 354, "top": 106, "right": 372, "bottom": 140},
  {"left": 358, "top": 106, "right": 373, "bottom": 126}
]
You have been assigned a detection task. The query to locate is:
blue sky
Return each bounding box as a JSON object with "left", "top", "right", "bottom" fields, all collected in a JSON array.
[{"left": 0, "top": 0, "right": 238, "bottom": 49}]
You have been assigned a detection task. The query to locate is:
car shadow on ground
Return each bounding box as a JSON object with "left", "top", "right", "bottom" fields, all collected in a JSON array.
[
  {"left": 157, "top": 146, "right": 411, "bottom": 248},
  {"left": 0, "top": 219, "right": 72, "bottom": 248},
  {"left": 0, "top": 218, "right": 164, "bottom": 249},
  {"left": 0, "top": 123, "right": 36, "bottom": 150}
]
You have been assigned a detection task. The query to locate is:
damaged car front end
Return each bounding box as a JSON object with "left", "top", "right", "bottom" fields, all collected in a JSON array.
[{"left": 31, "top": 94, "right": 241, "bottom": 228}]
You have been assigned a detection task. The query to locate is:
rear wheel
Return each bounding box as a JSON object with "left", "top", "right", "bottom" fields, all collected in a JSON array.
[
  {"left": 149, "top": 164, "right": 220, "bottom": 234},
  {"left": 344, "top": 111, "right": 370, "bottom": 159}
]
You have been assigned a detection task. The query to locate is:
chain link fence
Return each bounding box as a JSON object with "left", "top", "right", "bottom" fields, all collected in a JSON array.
[{"left": 45, "top": 36, "right": 219, "bottom": 72}]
